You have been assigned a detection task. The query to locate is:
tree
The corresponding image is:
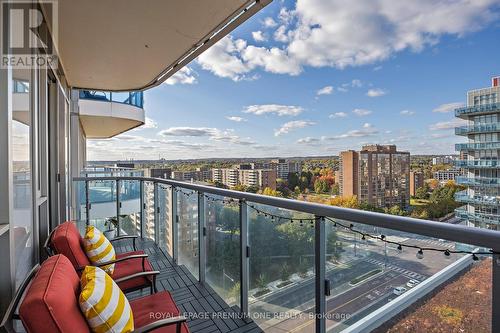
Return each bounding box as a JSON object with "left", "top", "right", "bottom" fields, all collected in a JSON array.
[
  {"left": 428, "top": 179, "right": 440, "bottom": 190},
  {"left": 331, "top": 183, "right": 340, "bottom": 195},
  {"left": 261, "top": 187, "right": 283, "bottom": 197},
  {"left": 314, "top": 178, "right": 329, "bottom": 193},
  {"left": 233, "top": 184, "right": 247, "bottom": 192},
  {"left": 415, "top": 184, "right": 430, "bottom": 200},
  {"left": 280, "top": 263, "right": 291, "bottom": 281},
  {"left": 329, "top": 195, "right": 359, "bottom": 208},
  {"left": 326, "top": 230, "right": 343, "bottom": 262},
  {"left": 256, "top": 274, "right": 268, "bottom": 290}
]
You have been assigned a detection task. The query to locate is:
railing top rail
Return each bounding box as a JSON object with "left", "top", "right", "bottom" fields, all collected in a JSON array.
[{"left": 73, "top": 175, "right": 500, "bottom": 250}]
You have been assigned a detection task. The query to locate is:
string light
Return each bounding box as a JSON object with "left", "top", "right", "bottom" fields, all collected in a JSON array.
[{"left": 170, "top": 188, "right": 497, "bottom": 259}]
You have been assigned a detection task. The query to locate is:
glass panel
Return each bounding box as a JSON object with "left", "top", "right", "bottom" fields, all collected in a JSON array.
[
  {"left": 118, "top": 180, "right": 141, "bottom": 236},
  {"left": 205, "top": 194, "right": 241, "bottom": 307},
  {"left": 248, "top": 203, "right": 315, "bottom": 331},
  {"left": 12, "top": 69, "right": 34, "bottom": 288},
  {"left": 157, "top": 184, "right": 173, "bottom": 256},
  {"left": 177, "top": 188, "right": 199, "bottom": 279},
  {"left": 79, "top": 90, "right": 111, "bottom": 101},
  {"left": 143, "top": 181, "right": 156, "bottom": 241},
  {"left": 323, "top": 219, "right": 480, "bottom": 332},
  {"left": 87, "top": 180, "right": 117, "bottom": 236}
]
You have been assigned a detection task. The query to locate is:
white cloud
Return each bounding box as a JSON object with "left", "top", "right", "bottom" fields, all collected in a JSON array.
[
  {"left": 433, "top": 102, "right": 465, "bottom": 113},
  {"left": 275, "top": 120, "right": 315, "bottom": 136},
  {"left": 327, "top": 123, "right": 379, "bottom": 140},
  {"left": 226, "top": 116, "right": 247, "bottom": 122},
  {"left": 263, "top": 17, "right": 278, "bottom": 28},
  {"left": 197, "top": 37, "right": 252, "bottom": 81},
  {"left": 316, "top": 85, "right": 333, "bottom": 96},
  {"left": 429, "top": 119, "right": 466, "bottom": 131},
  {"left": 252, "top": 31, "right": 267, "bottom": 42},
  {"left": 132, "top": 117, "right": 157, "bottom": 131},
  {"left": 400, "top": 110, "right": 415, "bottom": 116},
  {"left": 297, "top": 137, "right": 320, "bottom": 144},
  {"left": 274, "top": 25, "right": 289, "bottom": 43},
  {"left": 329, "top": 112, "right": 347, "bottom": 119},
  {"left": 197, "top": 1, "right": 498, "bottom": 80},
  {"left": 164, "top": 67, "right": 197, "bottom": 85},
  {"left": 366, "top": 88, "right": 387, "bottom": 97},
  {"left": 113, "top": 134, "right": 143, "bottom": 141},
  {"left": 243, "top": 104, "right": 304, "bottom": 116},
  {"left": 158, "top": 127, "right": 254, "bottom": 145},
  {"left": 353, "top": 108, "right": 372, "bottom": 116}
]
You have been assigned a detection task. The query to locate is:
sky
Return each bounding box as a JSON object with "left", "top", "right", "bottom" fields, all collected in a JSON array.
[{"left": 88, "top": 0, "right": 500, "bottom": 161}]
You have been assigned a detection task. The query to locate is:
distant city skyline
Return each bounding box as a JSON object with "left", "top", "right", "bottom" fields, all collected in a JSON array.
[{"left": 87, "top": 0, "right": 500, "bottom": 161}]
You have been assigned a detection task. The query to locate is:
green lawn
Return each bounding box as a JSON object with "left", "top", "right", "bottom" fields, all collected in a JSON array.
[{"left": 411, "top": 198, "right": 430, "bottom": 206}]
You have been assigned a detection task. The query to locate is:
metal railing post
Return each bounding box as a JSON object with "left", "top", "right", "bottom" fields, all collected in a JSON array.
[
  {"left": 85, "top": 180, "right": 89, "bottom": 226},
  {"left": 116, "top": 180, "right": 120, "bottom": 236},
  {"left": 493, "top": 250, "right": 500, "bottom": 332},
  {"left": 171, "top": 187, "right": 178, "bottom": 262},
  {"left": 154, "top": 182, "right": 159, "bottom": 245},
  {"left": 198, "top": 191, "right": 206, "bottom": 283},
  {"left": 315, "top": 216, "right": 326, "bottom": 333},
  {"left": 240, "top": 199, "right": 249, "bottom": 316},
  {"left": 140, "top": 180, "right": 144, "bottom": 238}
]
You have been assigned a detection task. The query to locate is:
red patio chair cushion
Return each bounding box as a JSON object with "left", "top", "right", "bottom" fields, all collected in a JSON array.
[
  {"left": 51, "top": 221, "right": 90, "bottom": 269},
  {"left": 113, "top": 250, "right": 154, "bottom": 291},
  {"left": 130, "top": 291, "right": 189, "bottom": 333},
  {"left": 19, "top": 255, "right": 90, "bottom": 333}
]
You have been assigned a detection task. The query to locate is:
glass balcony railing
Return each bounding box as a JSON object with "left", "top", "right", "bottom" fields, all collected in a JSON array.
[
  {"left": 455, "top": 207, "right": 500, "bottom": 226},
  {"left": 455, "top": 122, "right": 500, "bottom": 135},
  {"left": 455, "top": 102, "right": 500, "bottom": 117},
  {"left": 72, "top": 175, "right": 500, "bottom": 333},
  {"left": 455, "top": 190, "right": 500, "bottom": 206},
  {"left": 456, "top": 176, "right": 500, "bottom": 187},
  {"left": 79, "top": 90, "right": 144, "bottom": 108},
  {"left": 455, "top": 159, "right": 500, "bottom": 168},
  {"left": 455, "top": 141, "right": 500, "bottom": 151},
  {"left": 13, "top": 79, "right": 29, "bottom": 93}
]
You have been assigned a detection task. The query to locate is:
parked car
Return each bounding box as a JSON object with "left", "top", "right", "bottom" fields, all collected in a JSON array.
[
  {"left": 406, "top": 279, "right": 420, "bottom": 288},
  {"left": 393, "top": 286, "right": 407, "bottom": 295}
]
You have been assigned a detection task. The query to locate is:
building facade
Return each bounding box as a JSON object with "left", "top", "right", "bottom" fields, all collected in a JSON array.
[
  {"left": 340, "top": 145, "right": 410, "bottom": 210},
  {"left": 432, "top": 156, "right": 456, "bottom": 165},
  {"left": 410, "top": 171, "right": 424, "bottom": 197},
  {"left": 269, "top": 159, "right": 302, "bottom": 180},
  {"left": 212, "top": 166, "right": 277, "bottom": 190},
  {"left": 454, "top": 77, "right": 500, "bottom": 229},
  {"left": 171, "top": 168, "right": 212, "bottom": 182},
  {"left": 433, "top": 169, "right": 461, "bottom": 183}
]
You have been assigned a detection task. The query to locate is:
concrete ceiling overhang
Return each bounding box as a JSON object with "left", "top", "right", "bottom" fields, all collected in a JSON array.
[{"left": 50, "top": 0, "right": 271, "bottom": 91}]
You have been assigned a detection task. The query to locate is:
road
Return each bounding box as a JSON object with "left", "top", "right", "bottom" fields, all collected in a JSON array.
[{"left": 251, "top": 236, "right": 462, "bottom": 332}]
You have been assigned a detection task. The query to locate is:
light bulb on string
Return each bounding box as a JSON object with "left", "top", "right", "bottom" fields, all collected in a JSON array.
[{"left": 416, "top": 248, "right": 424, "bottom": 259}]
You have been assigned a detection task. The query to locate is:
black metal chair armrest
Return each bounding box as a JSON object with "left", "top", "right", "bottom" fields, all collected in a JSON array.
[
  {"left": 94, "top": 254, "right": 149, "bottom": 268},
  {"left": 132, "top": 316, "right": 187, "bottom": 333},
  {"left": 114, "top": 270, "right": 159, "bottom": 284},
  {"left": 109, "top": 235, "right": 138, "bottom": 251},
  {"left": 0, "top": 265, "right": 40, "bottom": 333}
]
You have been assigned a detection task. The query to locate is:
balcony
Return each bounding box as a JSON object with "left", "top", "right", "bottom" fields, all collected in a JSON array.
[
  {"left": 456, "top": 176, "right": 500, "bottom": 187},
  {"left": 455, "top": 142, "right": 500, "bottom": 151},
  {"left": 72, "top": 175, "right": 500, "bottom": 333},
  {"left": 455, "top": 102, "right": 500, "bottom": 119},
  {"left": 454, "top": 190, "right": 500, "bottom": 206},
  {"left": 78, "top": 90, "right": 145, "bottom": 138},
  {"left": 455, "top": 122, "right": 500, "bottom": 136},
  {"left": 455, "top": 207, "right": 500, "bottom": 226},
  {"left": 455, "top": 159, "right": 500, "bottom": 168}
]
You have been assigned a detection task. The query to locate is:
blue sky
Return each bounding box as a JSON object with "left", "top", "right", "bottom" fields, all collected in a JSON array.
[{"left": 88, "top": 0, "right": 500, "bottom": 161}]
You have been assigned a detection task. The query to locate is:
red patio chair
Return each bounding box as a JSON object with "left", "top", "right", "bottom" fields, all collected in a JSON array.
[
  {"left": 0, "top": 254, "right": 188, "bottom": 333},
  {"left": 45, "top": 221, "right": 157, "bottom": 293}
]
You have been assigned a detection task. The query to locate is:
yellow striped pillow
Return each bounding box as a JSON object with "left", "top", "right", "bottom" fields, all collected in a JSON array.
[
  {"left": 79, "top": 266, "right": 134, "bottom": 333},
  {"left": 83, "top": 226, "right": 116, "bottom": 275}
]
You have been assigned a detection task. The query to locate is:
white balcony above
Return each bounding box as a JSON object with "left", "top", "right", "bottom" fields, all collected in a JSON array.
[{"left": 78, "top": 91, "right": 145, "bottom": 139}]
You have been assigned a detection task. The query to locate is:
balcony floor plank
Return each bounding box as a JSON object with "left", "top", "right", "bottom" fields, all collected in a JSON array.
[{"left": 116, "top": 238, "right": 262, "bottom": 333}]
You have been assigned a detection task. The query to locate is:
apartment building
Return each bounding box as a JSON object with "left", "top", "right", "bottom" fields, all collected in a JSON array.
[
  {"left": 432, "top": 156, "right": 456, "bottom": 165},
  {"left": 269, "top": 159, "right": 302, "bottom": 180},
  {"left": 212, "top": 166, "right": 277, "bottom": 190},
  {"left": 455, "top": 77, "right": 500, "bottom": 229},
  {"left": 148, "top": 168, "right": 172, "bottom": 179},
  {"left": 433, "top": 169, "right": 461, "bottom": 182},
  {"left": 410, "top": 171, "right": 425, "bottom": 196},
  {"left": 171, "top": 168, "right": 212, "bottom": 182},
  {"left": 340, "top": 145, "right": 410, "bottom": 210}
]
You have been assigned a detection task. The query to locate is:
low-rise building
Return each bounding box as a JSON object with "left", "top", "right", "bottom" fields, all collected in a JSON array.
[
  {"left": 433, "top": 168, "right": 461, "bottom": 183},
  {"left": 171, "top": 168, "right": 212, "bottom": 182}
]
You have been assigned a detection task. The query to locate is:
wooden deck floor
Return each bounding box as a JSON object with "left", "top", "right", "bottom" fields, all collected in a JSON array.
[{"left": 115, "top": 238, "right": 263, "bottom": 333}]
